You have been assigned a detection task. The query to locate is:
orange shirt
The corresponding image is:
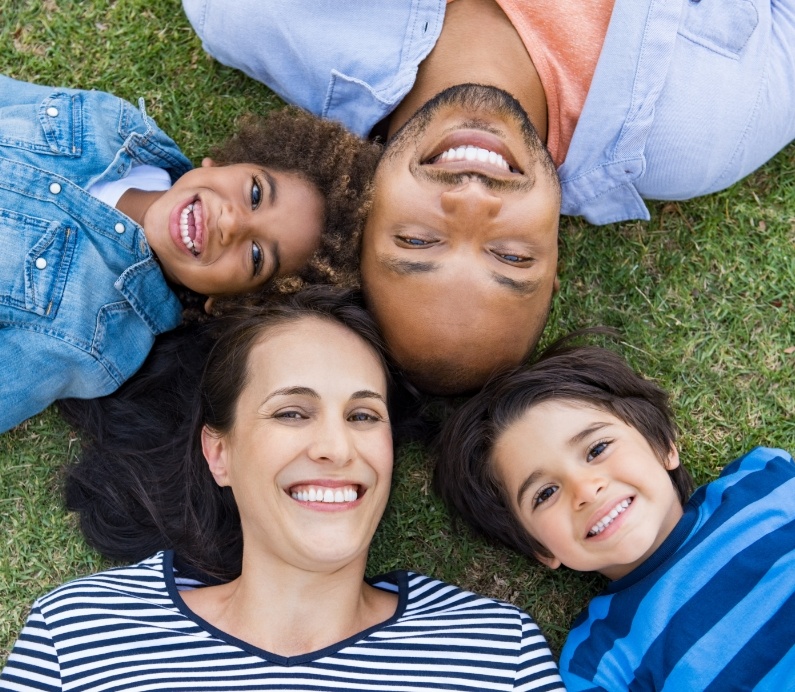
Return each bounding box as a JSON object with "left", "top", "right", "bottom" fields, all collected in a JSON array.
[{"left": 449, "top": 0, "right": 614, "bottom": 165}]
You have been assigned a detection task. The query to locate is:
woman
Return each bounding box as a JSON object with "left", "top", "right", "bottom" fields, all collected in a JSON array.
[{"left": 1, "top": 288, "right": 563, "bottom": 691}]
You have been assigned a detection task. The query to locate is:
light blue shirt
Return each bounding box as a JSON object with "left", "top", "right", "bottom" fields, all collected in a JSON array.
[
  {"left": 0, "top": 76, "right": 192, "bottom": 433},
  {"left": 183, "top": 0, "right": 795, "bottom": 224}
]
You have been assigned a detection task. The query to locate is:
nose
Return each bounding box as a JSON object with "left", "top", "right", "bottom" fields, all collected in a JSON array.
[
  {"left": 217, "top": 201, "right": 252, "bottom": 246},
  {"left": 306, "top": 416, "right": 354, "bottom": 467},
  {"left": 571, "top": 472, "right": 606, "bottom": 508},
  {"left": 440, "top": 179, "right": 503, "bottom": 220}
]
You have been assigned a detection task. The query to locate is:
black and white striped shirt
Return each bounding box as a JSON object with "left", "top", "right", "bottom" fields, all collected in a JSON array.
[{"left": 2, "top": 551, "right": 563, "bottom": 691}]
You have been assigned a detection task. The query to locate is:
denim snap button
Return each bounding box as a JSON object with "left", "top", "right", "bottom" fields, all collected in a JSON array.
[
  {"left": 35, "top": 257, "right": 47, "bottom": 270},
  {"left": 46, "top": 106, "right": 59, "bottom": 117},
  {"left": 49, "top": 182, "right": 61, "bottom": 194}
]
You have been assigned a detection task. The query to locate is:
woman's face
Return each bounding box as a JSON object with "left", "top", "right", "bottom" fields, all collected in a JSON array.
[{"left": 202, "top": 316, "right": 393, "bottom": 573}]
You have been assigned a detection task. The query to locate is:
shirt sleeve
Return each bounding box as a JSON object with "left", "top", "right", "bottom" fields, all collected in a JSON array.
[
  {"left": 0, "top": 602, "right": 63, "bottom": 691},
  {"left": 514, "top": 612, "right": 566, "bottom": 691}
]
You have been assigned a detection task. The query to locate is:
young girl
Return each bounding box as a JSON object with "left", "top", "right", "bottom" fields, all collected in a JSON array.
[
  {"left": 0, "top": 75, "right": 380, "bottom": 433},
  {"left": 435, "top": 340, "right": 795, "bottom": 691},
  {"left": 1, "top": 287, "right": 564, "bottom": 691}
]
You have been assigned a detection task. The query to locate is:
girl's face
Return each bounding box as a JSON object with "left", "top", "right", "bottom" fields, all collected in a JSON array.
[
  {"left": 143, "top": 160, "right": 324, "bottom": 297},
  {"left": 201, "top": 316, "right": 393, "bottom": 573},
  {"left": 493, "top": 400, "right": 682, "bottom": 580}
]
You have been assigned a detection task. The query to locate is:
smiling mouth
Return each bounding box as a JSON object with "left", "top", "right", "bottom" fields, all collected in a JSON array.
[
  {"left": 290, "top": 484, "right": 361, "bottom": 504},
  {"left": 179, "top": 199, "right": 205, "bottom": 256},
  {"left": 587, "top": 498, "right": 633, "bottom": 537},
  {"left": 426, "top": 145, "right": 518, "bottom": 173}
]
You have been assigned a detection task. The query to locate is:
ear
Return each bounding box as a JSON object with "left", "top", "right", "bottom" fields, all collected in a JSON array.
[
  {"left": 201, "top": 157, "right": 217, "bottom": 168},
  {"left": 536, "top": 553, "right": 562, "bottom": 570},
  {"left": 201, "top": 425, "right": 231, "bottom": 487},
  {"left": 553, "top": 274, "right": 561, "bottom": 294},
  {"left": 664, "top": 444, "right": 680, "bottom": 471},
  {"left": 204, "top": 295, "right": 216, "bottom": 314}
]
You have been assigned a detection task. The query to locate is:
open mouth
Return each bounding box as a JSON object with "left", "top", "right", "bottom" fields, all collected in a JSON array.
[
  {"left": 587, "top": 498, "right": 633, "bottom": 537},
  {"left": 289, "top": 484, "right": 362, "bottom": 504},
  {"left": 421, "top": 130, "right": 524, "bottom": 177},
  {"left": 179, "top": 198, "right": 205, "bottom": 256}
]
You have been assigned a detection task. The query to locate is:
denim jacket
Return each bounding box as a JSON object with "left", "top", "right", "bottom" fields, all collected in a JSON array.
[
  {"left": 0, "top": 76, "right": 192, "bottom": 433},
  {"left": 184, "top": 0, "right": 795, "bottom": 224}
]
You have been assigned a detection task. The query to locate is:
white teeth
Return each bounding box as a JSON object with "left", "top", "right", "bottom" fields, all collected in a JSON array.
[
  {"left": 588, "top": 499, "right": 632, "bottom": 536},
  {"left": 290, "top": 485, "right": 359, "bottom": 504},
  {"left": 179, "top": 203, "right": 196, "bottom": 252},
  {"left": 437, "top": 145, "right": 511, "bottom": 171}
]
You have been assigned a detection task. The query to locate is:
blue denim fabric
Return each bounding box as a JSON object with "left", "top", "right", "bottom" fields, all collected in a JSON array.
[
  {"left": 183, "top": 0, "right": 795, "bottom": 224},
  {"left": 0, "top": 76, "right": 192, "bottom": 433}
]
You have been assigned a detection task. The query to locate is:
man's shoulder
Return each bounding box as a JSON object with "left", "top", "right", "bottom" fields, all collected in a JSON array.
[{"left": 181, "top": 0, "right": 446, "bottom": 137}]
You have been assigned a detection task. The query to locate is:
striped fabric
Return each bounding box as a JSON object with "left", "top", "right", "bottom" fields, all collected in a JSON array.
[
  {"left": 1, "top": 551, "right": 563, "bottom": 691},
  {"left": 560, "top": 446, "right": 795, "bottom": 691}
]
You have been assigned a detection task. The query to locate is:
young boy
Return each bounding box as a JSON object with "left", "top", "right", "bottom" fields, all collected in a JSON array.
[
  {"left": 435, "top": 342, "right": 795, "bottom": 691},
  {"left": 0, "top": 75, "right": 379, "bottom": 433}
]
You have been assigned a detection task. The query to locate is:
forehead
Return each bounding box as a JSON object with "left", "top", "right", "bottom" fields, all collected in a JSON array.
[
  {"left": 496, "top": 400, "right": 623, "bottom": 455},
  {"left": 237, "top": 317, "right": 386, "bottom": 397}
]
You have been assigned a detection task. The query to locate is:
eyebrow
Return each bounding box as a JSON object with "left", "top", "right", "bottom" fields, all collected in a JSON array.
[
  {"left": 516, "top": 470, "right": 543, "bottom": 507},
  {"left": 377, "top": 254, "right": 439, "bottom": 275},
  {"left": 262, "top": 387, "right": 386, "bottom": 404},
  {"left": 263, "top": 386, "right": 317, "bottom": 403},
  {"left": 569, "top": 422, "right": 610, "bottom": 446},
  {"left": 263, "top": 169, "right": 277, "bottom": 205},
  {"left": 491, "top": 271, "right": 541, "bottom": 296},
  {"left": 351, "top": 389, "right": 387, "bottom": 403}
]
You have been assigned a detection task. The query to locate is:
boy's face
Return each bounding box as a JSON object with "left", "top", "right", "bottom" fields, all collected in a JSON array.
[
  {"left": 493, "top": 400, "right": 683, "bottom": 580},
  {"left": 143, "top": 160, "right": 324, "bottom": 297}
]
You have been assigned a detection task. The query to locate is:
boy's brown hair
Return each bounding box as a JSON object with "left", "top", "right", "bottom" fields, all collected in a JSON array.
[{"left": 433, "top": 337, "right": 694, "bottom": 561}]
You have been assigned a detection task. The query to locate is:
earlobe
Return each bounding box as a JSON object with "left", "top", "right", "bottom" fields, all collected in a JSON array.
[
  {"left": 201, "top": 425, "right": 230, "bottom": 487},
  {"left": 204, "top": 295, "right": 216, "bottom": 314},
  {"left": 537, "top": 553, "right": 562, "bottom": 570},
  {"left": 553, "top": 275, "right": 561, "bottom": 294},
  {"left": 665, "top": 444, "right": 681, "bottom": 471},
  {"left": 201, "top": 157, "right": 217, "bottom": 168}
]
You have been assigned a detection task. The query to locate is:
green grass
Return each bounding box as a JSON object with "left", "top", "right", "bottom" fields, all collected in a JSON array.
[{"left": 2, "top": 0, "right": 794, "bottom": 663}]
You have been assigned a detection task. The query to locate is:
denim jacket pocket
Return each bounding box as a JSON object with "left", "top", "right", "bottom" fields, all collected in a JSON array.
[
  {"left": 93, "top": 300, "right": 155, "bottom": 385},
  {"left": 0, "top": 208, "right": 76, "bottom": 319},
  {"left": 679, "top": 0, "right": 759, "bottom": 58},
  {"left": 0, "top": 91, "right": 82, "bottom": 157}
]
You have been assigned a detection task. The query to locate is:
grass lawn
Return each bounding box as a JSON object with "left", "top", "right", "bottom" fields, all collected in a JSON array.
[{"left": 2, "top": 0, "right": 793, "bottom": 663}]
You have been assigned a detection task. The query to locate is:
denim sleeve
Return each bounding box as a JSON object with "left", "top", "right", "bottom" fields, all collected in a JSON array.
[{"left": 0, "top": 325, "right": 120, "bottom": 433}]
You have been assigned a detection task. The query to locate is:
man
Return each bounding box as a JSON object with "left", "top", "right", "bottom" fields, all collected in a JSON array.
[{"left": 183, "top": 0, "right": 795, "bottom": 393}]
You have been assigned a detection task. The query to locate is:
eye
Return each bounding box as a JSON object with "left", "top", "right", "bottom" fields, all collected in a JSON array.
[
  {"left": 251, "top": 242, "right": 263, "bottom": 278},
  {"left": 273, "top": 410, "right": 307, "bottom": 421},
  {"left": 347, "top": 410, "right": 383, "bottom": 423},
  {"left": 587, "top": 440, "right": 610, "bottom": 462},
  {"left": 396, "top": 236, "right": 435, "bottom": 247},
  {"left": 494, "top": 251, "right": 532, "bottom": 265},
  {"left": 251, "top": 177, "right": 263, "bottom": 210},
  {"left": 533, "top": 485, "right": 558, "bottom": 507}
]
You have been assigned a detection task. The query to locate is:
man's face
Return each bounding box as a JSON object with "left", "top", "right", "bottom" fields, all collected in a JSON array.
[{"left": 361, "top": 85, "right": 560, "bottom": 393}]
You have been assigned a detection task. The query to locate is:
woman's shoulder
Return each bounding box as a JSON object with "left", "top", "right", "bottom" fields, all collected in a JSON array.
[
  {"left": 35, "top": 551, "right": 173, "bottom": 612},
  {"left": 371, "top": 569, "right": 539, "bottom": 628}
]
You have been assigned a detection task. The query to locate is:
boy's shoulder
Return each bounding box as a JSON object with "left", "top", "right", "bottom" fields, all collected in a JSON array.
[{"left": 560, "top": 446, "right": 795, "bottom": 691}]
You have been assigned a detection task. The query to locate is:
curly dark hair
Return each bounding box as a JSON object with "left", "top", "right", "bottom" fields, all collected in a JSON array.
[{"left": 211, "top": 106, "right": 382, "bottom": 295}]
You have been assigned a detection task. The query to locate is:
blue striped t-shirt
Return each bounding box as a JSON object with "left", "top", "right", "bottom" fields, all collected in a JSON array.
[{"left": 560, "top": 446, "right": 795, "bottom": 691}]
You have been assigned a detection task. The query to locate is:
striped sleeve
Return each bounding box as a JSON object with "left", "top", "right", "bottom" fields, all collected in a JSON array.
[
  {"left": 1, "top": 602, "right": 62, "bottom": 691},
  {"left": 514, "top": 612, "right": 565, "bottom": 691}
]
